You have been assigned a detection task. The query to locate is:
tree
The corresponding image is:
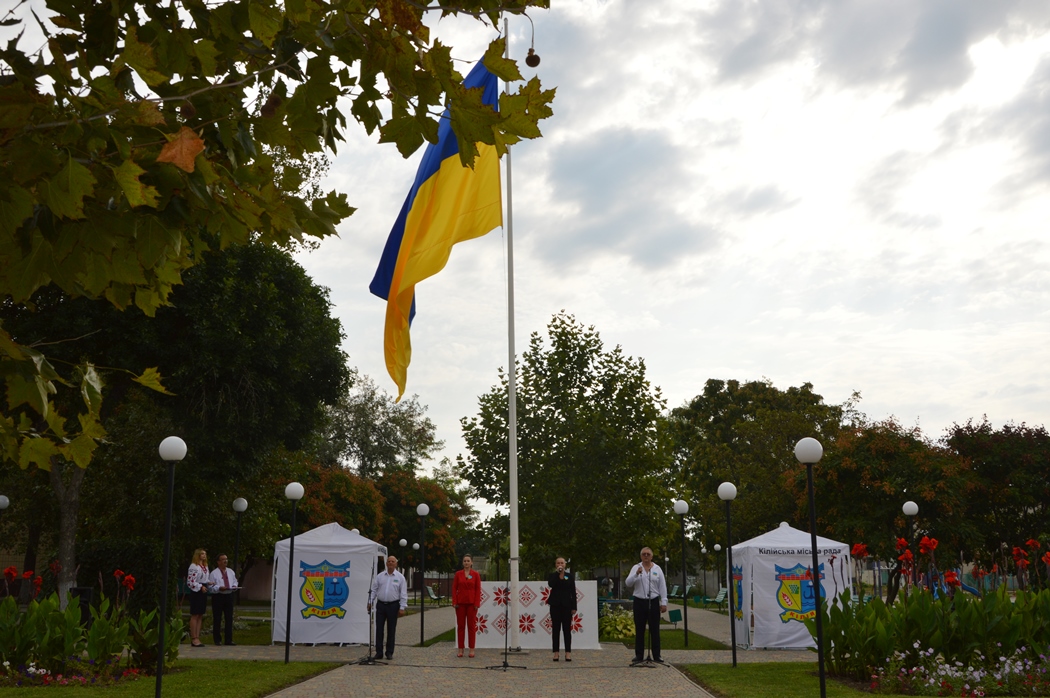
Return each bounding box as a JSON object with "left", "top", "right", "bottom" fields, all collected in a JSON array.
[
  {"left": 798, "top": 418, "right": 979, "bottom": 566},
  {"left": 0, "top": 0, "right": 555, "bottom": 501},
  {"left": 1, "top": 242, "right": 350, "bottom": 597},
  {"left": 309, "top": 371, "right": 442, "bottom": 478},
  {"left": 669, "top": 379, "right": 848, "bottom": 545},
  {"left": 375, "top": 469, "right": 459, "bottom": 571},
  {"left": 944, "top": 419, "right": 1050, "bottom": 568},
  {"left": 459, "top": 312, "right": 673, "bottom": 576}
]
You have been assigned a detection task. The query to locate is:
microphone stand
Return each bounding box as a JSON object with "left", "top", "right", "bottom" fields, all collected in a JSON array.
[
  {"left": 486, "top": 583, "right": 525, "bottom": 672},
  {"left": 352, "top": 565, "right": 385, "bottom": 666}
]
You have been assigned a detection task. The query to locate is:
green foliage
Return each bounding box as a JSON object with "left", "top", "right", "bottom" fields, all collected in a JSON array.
[
  {"left": 76, "top": 538, "right": 165, "bottom": 617},
  {"left": 670, "top": 379, "right": 847, "bottom": 544},
  {"left": 812, "top": 588, "right": 1050, "bottom": 681},
  {"left": 127, "top": 609, "right": 184, "bottom": 670},
  {"left": 598, "top": 605, "right": 635, "bottom": 640},
  {"left": 86, "top": 597, "right": 129, "bottom": 666},
  {"left": 460, "top": 312, "right": 673, "bottom": 573}
]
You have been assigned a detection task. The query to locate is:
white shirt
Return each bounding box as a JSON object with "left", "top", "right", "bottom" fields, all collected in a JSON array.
[
  {"left": 208, "top": 566, "right": 239, "bottom": 591},
  {"left": 625, "top": 562, "right": 668, "bottom": 606},
  {"left": 370, "top": 569, "right": 408, "bottom": 610},
  {"left": 187, "top": 563, "right": 209, "bottom": 592}
]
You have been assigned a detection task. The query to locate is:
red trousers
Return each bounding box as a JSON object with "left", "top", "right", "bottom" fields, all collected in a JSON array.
[{"left": 455, "top": 604, "right": 478, "bottom": 648}]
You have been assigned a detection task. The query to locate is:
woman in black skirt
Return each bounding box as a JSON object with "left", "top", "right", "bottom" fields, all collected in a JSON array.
[
  {"left": 186, "top": 549, "right": 213, "bottom": 647},
  {"left": 547, "top": 557, "right": 577, "bottom": 661}
]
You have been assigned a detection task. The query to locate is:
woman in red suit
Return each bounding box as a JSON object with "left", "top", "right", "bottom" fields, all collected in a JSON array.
[{"left": 452, "top": 554, "right": 482, "bottom": 657}]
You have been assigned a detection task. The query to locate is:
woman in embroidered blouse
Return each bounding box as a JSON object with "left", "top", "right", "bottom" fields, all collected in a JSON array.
[
  {"left": 186, "top": 549, "right": 213, "bottom": 647},
  {"left": 451, "top": 554, "right": 482, "bottom": 658}
]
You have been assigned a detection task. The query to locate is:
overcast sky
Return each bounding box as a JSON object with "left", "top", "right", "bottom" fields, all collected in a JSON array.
[{"left": 298, "top": 0, "right": 1050, "bottom": 481}]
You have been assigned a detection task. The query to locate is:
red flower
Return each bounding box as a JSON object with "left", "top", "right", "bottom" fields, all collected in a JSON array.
[
  {"left": 991, "top": 563, "right": 998, "bottom": 573},
  {"left": 2, "top": 566, "right": 16, "bottom": 583},
  {"left": 1042, "top": 552, "right": 1050, "bottom": 566},
  {"left": 113, "top": 569, "right": 124, "bottom": 580},
  {"left": 944, "top": 571, "right": 961, "bottom": 588},
  {"left": 851, "top": 543, "right": 870, "bottom": 558},
  {"left": 22, "top": 570, "right": 33, "bottom": 579},
  {"left": 898, "top": 550, "right": 914, "bottom": 563},
  {"left": 895, "top": 537, "right": 909, "bottom": 551},
  {"left": 1017, "top": 558, "right": 1030, "bottom": 570},
  {"left": 1012, "top": 547, "right": 1027, "bottom": 563},
  {"left": 974, "top": 568, "right": 987, "bottom": 579},
  {"left": 48, "top": 559, "right": 61, "bottom": 576},
  {"left": 1025, "top": 539, "right": 1040, "bottom": 550},
  {"left": 919, "top": 536, "right": 938, "bottom": 554},
  {"left": 32, "top": 576, "right": 42, "bottom": 589},
  {"left": 122, "top": 575, "right": 136, "bottom": 591}
]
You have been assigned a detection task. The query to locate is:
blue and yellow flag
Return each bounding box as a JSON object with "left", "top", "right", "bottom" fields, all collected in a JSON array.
[{"left": 369, "top": 60, "right": 503, "bottom": 399}]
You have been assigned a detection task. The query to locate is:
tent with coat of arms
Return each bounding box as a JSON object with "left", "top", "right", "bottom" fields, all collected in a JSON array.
[
  {"left": 729, "top": 522, "right": 851, "bottom": 650},
  {"left": 272, "top": 523, "right": 387, "bottom": 645}
]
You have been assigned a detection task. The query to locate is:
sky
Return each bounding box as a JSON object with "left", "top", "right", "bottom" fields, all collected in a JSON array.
[{"left": 298, "top": 0, "right": 1050, "bottom": 485}]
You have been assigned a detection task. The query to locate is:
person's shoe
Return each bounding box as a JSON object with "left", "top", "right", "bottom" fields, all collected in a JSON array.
[
  {"left": 632, "top": 656, "right": 643, "bottom": 663},
  {"left": 373, "top": 654, "right": 383, "bottom": 661},
  {"left": 468, "top": 650, "right": 475, "bottom": 658},
  {"left": 653, "top": 657, "right": 664, "bottom": 663},
  {"left": 457, "top": 650, "right": 464, "bottom": 658},
  {"left": 225, "top": 642, "right": 236, "bottom": 646},
  {"left": 385, "top": 655, "right": 394, "bottom": 660},
  {"left": 565, "top": 654, "right": 572, "bottom": 662}
]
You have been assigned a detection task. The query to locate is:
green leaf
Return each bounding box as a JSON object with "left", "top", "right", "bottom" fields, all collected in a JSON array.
[
  {"left": 192, "top": 38, "right": 219, "bottom": 77},
  {"left": 249, "top": 1, "right": 282, "bottom": 48},
  {"left": 132, "top": 367, "right": 173, "bottom": 395},
  {"left": 6, "top": 230, "right": 56, "bottom": 302},
  {"left": 0, "top": 185, "right": 34, "bottom": 237},
  {"left": 112, "top": 159, "right": 160, "bottom": 208},
  {"left": 5, "top": 373, "right": 50, "bottom": 415},
  {"left": 39, "top": 155, "right": 97, "bottom": 220},
  {"left": 79, "top": 364, "right": 103, "bottom": 414},
  {"left": 120, "top": 25, "right": 169, "bottom": 86},
  {"left": 63, "top": 433, "right": 97, "bottom": 468},
  {"left": 18, "top": 435, "right": 59, "bottom": 471}
]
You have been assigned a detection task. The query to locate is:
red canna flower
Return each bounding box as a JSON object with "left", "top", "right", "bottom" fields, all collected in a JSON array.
[
  {"left": 895, "top": 537, "right": 909, "bottom": 551},
  {"left": 852, "top": 543, "right": 870, "bottom": 558},
  {"left": 919, "top": 536, "right": 938, "bottom": 554},
  {"left": 32, "top": 575, "right": 42, "bottom": 589},
  {"left": 1026, "top": 539, "right": 1040, "bottom": 550},
  {"left": 122, "top": 575, "right": 136, "bottom": 591},
  {"left": 1017, "top": 558, "right": 1030, "bottom": 570},
  {"left": 3, "top": 567, "right": 15, "bottom": 583},
  {"left": 1042, "top": 551, "right": 1050, "bottom": 566},
  {"left": 1012, "top": 547, "right": 1027, "bottom": 563},
  {"left": 974, "top": 568, "right": 987, "bottom": 579},
  {"left": 944, "top": 570, "right": 961, "bottom": 587},
  {"left": 21, "top": 570, "right": 33, "bottom": 579},
  {"left": 991, "top": 563, "right": 998, "bottom": 573},
  {"left": 898, "top": 550, "right": 913, "bottom": 563},
  {"left": 113, "top": 569, "right": 124, "bottom": 580},
  {"left": 48, "top": 559, "right": 61, "bottom": 576}
]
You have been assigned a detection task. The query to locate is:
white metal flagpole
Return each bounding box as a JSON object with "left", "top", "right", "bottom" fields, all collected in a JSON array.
[{"left": 503, "top": 16, "right": 521, "bottom": 652}]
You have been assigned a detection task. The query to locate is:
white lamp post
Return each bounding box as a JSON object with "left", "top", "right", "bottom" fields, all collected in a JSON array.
[
  {"left": 283, "top": 482, "right": 305, "bottom": 664},
  {"left": 417, "top": 503, "right": 429, "bottom": 645},
  {"left": 717, "top": 482, "right": 738, "bottom": 667},
  {"left": 795, "top": 436, "right": 826, "bottom": 698},
  {"left": 156, "top": 436, "right": 187, "bottom": 698},
  {"left": 232, "top": 498, "right": 247, "bottom": 577},
  {"left": 673, "top": 499, "right": 690, "bottom": 646},
  {"left": 903, "top": 501, "right": 918, "bottom": 585}
]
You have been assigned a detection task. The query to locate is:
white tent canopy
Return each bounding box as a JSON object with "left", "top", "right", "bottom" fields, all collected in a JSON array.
[
  {"left": 731, "top": 522, "right": 851, "bottom": 649},
  {"left": 272, "top": 523, "right": 387, "bottom": 645}
]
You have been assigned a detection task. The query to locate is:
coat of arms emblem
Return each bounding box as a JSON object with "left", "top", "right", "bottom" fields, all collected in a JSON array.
[
  {"left": 774, "top": 563, "right": 824, "bottom": 623},
  {"left": 299, "top": 559, "right": 350, "bottom": 619}
]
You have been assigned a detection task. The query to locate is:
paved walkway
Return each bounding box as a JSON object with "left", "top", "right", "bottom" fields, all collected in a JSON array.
[{"left": 190, "top": 602, "right": 813, "bottom": 697}]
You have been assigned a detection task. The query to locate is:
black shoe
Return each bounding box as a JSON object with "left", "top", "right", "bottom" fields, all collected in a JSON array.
[
  {"left": 385, "top": 655, "right": 393, "bottom": 660},
  {"left": 633, "top": 656, "right": 643, "bottom": 663},
  {"left": 653, "top": 657, "right": 664, "bottom": 664},
  {"left": 225, "top": 642, "right": 236, "bottom": 646},
  {"left": 373, "top": 654, "right": 383, "bottom": 661}
]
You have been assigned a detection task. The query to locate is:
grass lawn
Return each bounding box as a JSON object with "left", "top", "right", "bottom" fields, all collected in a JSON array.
[
  {"left": 0, "top": 659, "right": 340, "bottom": 697},
  {"left": 683, "top": 662, "right": 908, "bottom": 698},
  {"left": 421, "top": 628, "right": 456, "bottom": 647}
]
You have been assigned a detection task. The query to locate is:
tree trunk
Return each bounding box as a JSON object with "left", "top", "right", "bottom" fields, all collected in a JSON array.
[
  {"left": 17, "top": 519, "right": 41, "bottom": 604},
  {"left": 49, "top": 460, "right": 85, "bottom": 609}
]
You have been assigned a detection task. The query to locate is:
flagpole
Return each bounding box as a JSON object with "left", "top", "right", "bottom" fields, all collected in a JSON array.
[{"left": 503, "top": 16, "right": 521, "bottom": 653}]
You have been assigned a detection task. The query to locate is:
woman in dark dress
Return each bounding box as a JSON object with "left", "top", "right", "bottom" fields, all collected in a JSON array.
[{"left": 547, "top": 556, "right": 577, "bottom": 661}]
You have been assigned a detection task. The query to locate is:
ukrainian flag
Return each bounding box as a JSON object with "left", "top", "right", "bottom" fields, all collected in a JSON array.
[{"left": 369, "top": 59, "right": 503, "bottom": 399}]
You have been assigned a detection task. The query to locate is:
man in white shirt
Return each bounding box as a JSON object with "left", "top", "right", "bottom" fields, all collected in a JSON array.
[
  {"left": 624, "top": 546, "right": 668, "bottom": 663},
  {"left": 367, "top": 555, "right": 408, "bottom": 660},
  {"left": 209, "top": 554, "right": 239, "bottom": 646}
]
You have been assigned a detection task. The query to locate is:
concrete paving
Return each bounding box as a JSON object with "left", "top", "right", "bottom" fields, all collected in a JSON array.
[{"left": 187, "top": 601, "right": 815, "bottom": 697}]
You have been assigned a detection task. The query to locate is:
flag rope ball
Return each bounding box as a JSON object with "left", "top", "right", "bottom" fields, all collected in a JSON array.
[{"left": 370, "top": 59, "right": 503, "bottom": 399}]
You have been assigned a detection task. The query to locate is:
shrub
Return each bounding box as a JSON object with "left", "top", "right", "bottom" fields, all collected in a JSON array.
[{"left": 599, "top": 606, "right": 635, "bottom": 639}]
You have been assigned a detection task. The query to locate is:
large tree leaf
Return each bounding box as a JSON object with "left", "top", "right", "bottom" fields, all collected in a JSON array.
[{"left": 156, "top": 127, "right": 205, "bottom": 173}]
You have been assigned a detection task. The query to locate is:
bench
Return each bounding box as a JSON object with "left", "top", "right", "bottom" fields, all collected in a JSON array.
[
  {"left": 668, "top": 584, "right": 681, "bottom": 599},
  {"left": 703, "top": 588, "right": 728, "bottom": 610},
  {"left": 425, "top": 585, "right": 446, "bottom": 606}
]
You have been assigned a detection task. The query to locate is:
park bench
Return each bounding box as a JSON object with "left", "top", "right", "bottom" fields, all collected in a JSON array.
[
  {"left": 668, "top": 584, "right": 681, "bottom": 599},
  {"left": 703, "top": 588, "right": 728, "bottom": 610},
  {"left": 425, "top": 585, "right": 447, "bottom": 606}
]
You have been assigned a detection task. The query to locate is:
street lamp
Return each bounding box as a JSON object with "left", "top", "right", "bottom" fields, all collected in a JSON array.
[
  {"left": 795, "top": 436, "right": 827, "bottom": 698},
  {"left": 155, "top": 436, "right": 186, "bottom": 698},
  {"left": 232, "top": 498, "right": 247, "bottom": 577},
  {"left": 283, "top": 482, "right": 305, "bottom": 664},
  {"left": 903, "top": 501, "right": 918, "bottom": 586},
  {"left": 673, "top": 499, "right": 690, "bottom": 647},
  {"left": 399, "top": 539, "right": 408, "bottom": 576},
  {"left": 717, "top": 482, "right": 738, "bottom": 667},
  {"left": 0, "top": 495, "right": 8, "bottom": 521},
  {"left": 412, "top": 542, "right": 420, "bottom": 607},
  {"left": 701, "top": 547, "right": 708, "bottom": 597},
  {"left": 417, "top": 503, "right": 429, "bottom": 646}
]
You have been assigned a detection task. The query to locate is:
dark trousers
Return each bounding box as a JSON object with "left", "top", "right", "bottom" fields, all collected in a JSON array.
[
  {"left": 632, "top": 596, "right": 661, "bottom": 660},
  {"left": 212, "top": 593, "right": 234, "bottom": 645},
  {"left": 550, "top": 606, "right": 573, "bottom": 653},
  {"left": 375, "top": 601, "right": 400, "bottom": 658}
]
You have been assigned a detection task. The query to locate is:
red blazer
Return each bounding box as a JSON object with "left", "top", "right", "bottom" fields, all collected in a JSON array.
[{"left": 452, "top": 569, "right": 482, "bottom": 607}]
